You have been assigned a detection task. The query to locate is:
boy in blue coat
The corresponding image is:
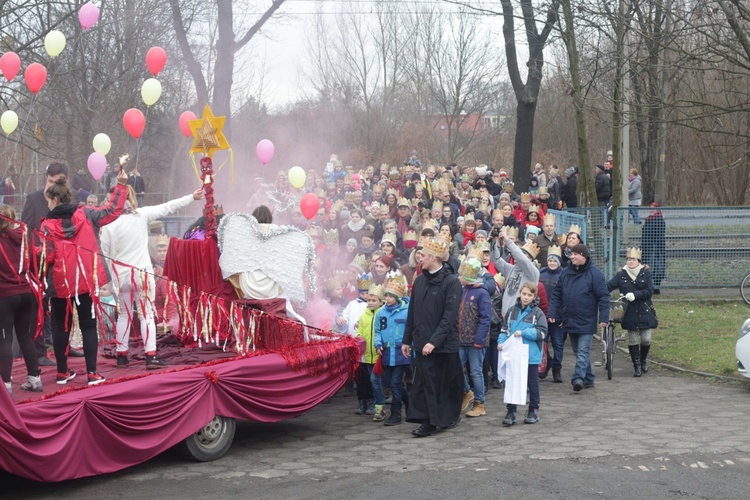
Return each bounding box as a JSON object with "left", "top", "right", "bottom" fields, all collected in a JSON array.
[
  {"left": 374, "top": 272, "right": 411, "bottom": 426},
  {"left": 498, "top": 282, "right": 547, "bottom": 426},
  {"left": 457, "top": 257, "right": 492, "bottom": 418}
]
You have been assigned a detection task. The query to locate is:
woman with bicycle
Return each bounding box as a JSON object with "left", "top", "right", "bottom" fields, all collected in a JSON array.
[{"left": 606, "top": 247, "right": 657, "bottom": 377}]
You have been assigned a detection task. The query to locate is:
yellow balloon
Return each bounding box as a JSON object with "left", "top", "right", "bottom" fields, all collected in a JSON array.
[
  {"left": 92, "top": 133, "right": 111, "bottom": 155},
  {"left": 141, "top": 78, "right": 162, "bottom": 106},
  {"left": 1, "top": 110, "right": 18, "bottom": 135},
  {"left": 44, "top": 30, "right": 66, "bottom": 58},
  {"left": 288, "top": 166, "right": 306, "bottom": 189}
]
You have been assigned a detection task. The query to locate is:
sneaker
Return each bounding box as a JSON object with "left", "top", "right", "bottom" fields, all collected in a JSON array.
[
  {"left": 573, "top": 379, "right": 584, "bottom": 392},
  {"left": 87, "top": 372, "right": 106, "bottom": 386},
  {"left": 583, "top": 382, "right": 595, "bottom": 389},
  {"left": 56, "top": 370, "right": 76, "bottom": 385},
  {"left": 524, "top": 409, "right": 540, "bottom": 424},
  {"left": 384, "top": 412, "right": 402, "bottom": 426},
  {"left": 372, "top": 405, "right": 387, "bottom": 422},
  {"left": 355, "top": 400, "right": 367, "bottom": 415},
  {"left": 116, "top": 354, "right": 129, "bottom": 368},
  {"left": 466, "top": 400, "right": 486, "bottom": 417},
  {"left": 20, "top": 374, "right": 43, "bottom": 392},
  {"left": 145, "top": 355, "right": 167, "bottom": 370},
  {"left": 365, "top": 400, "right": 375, "bottom": 415},
  {"left": 461, "top": 389, "right": 475, "bottom": 413},
  {"left": 38, "top": 356, "right": 55, "bottom": 367},
  {"left": 502, "top": 411, "right": 517, "bottom": 426}
]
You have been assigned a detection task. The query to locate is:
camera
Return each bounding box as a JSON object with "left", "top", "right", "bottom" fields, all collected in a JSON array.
[{"left": 490, "top": 227, "right": 502, "bottom": 238}]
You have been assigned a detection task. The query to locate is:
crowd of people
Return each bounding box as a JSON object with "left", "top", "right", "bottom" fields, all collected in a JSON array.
[{"left": 1, "top": 152, "right": 661, "bottom": 437}]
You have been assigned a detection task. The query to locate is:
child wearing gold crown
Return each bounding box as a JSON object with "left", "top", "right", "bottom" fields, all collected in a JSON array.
[
  {"left": 457, "top": 258, "right": 492, "bottom": 418},
  {"left": 374, "top": 272, "right": 411, "bottom": 426}
]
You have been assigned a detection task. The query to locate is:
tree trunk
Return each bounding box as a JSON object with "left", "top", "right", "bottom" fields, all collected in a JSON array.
[
  {"left": 214, "top": 0, "right": 235, "bottom": 138},
  {"left": 513, "top": 100, "right": 537, "bottom": 191}
]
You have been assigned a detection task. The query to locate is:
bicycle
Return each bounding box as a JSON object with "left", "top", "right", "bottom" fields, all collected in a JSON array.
[
  {"left": 740, "top": 272, "right": 750, "bottom": 305},
  {"left": 600, "top": 295, "right": 627, "bottom": 380}
]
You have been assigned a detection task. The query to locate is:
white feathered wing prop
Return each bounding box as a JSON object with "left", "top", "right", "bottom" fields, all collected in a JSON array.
[{"left": 218, "top": 213, "right": 317, "bottom": 304}]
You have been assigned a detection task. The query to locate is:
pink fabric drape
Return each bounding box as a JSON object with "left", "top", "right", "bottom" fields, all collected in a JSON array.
[{"left": 0, "top": 351, "right": 349, "bottom": 482}]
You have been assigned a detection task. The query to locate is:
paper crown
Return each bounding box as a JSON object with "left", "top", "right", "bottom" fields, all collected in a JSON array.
[
  {"left": 368, "top": 284, "right": 384, "bottom": 300},
  {"left": 344, "top": 191, "right": 354, "bottom": 202},
  {"left": 155, "top": 234, "right": 170, "bottom": 247},
  {"left": 543, "top": 213, "right": 556, "bottom": 225},
  {"left": 503, "top": 181, "right": 515, "bottom": 191},
  {"left": 323, "top": 228, "right": 339, "bottom": 244},
  {"left": 350, "top": 254, "right": 370, "bottom": 272},
  {"left": 357, "top": 273, "right": 374, "bottom": 292},
  {"left": 520, "top": 192, "right": 532, "bottom": 203},
  {"left": 458, "top": 257, "right": 481, "bottom": 283},
  {"left": 421, "top": 236, "right": 449, "bottom": 258},
  {"left": 528, "top": 205, "right": 540, "bottom": 215},
  {"left": 389, "top": 168, "right": 400, "bottom": 180},
  {"left": 386, "top": 188, "right": 399, "bottom": 198},
  {"left": 568, "top": 224, "right": 582, "bottom": 236},
  {"left": 494, "top": 273, "right": 507, "bottom": 288},
  {"left": 477, "top": 202, "right": 490, "bottom": 214},
  {"left": 431, "top": 200, "right": 443, "bottom": 211},
  {"left": 380, "top": 233, "right": 397, "bottom": 247},
  {"left": 466, "top": 246, "right": 483, "bottom": 260},
  {"left": 464, "top": 213, "right": 475, "bottom": 223},
  {"left": 461, "top": 173, "right": 473, "bottom": 183},
  {"left": 404, "top": 230, "right": 418, "bottom": 248},
  {"left": 492, "top": 208, "right": 504, "bottom": 219},
  {"left": 538, "top": 186, "right": 549, "bottom": 195},
  {"left": 326, "top": 182, "right": 336, "bottom": 190},
  {"left": 470, "top": 189, "right": 482, "bottom": 199},
  {"left": 380, "top": 163, "right": 390, "bottom": 170},
  {"left": 521, "top": 241, "right": 540, "bottom": 260},
  {"left": 307, "top": 226, "right": 322, "bottom": 238},
  {"left": 397, "top": 197, "right": 411, "bottom": 208},
  {"left": 626, "top": 247, "right": 643, "bottom": 260},
  {"left": 501, "top": 225, "right": 519, "bottom": 239},
  {"left": 383, "top": 271, "right": 407, "bottom": 299},
  {"left": 345, "top": 164, "right": 354, "bottom": 171},
  {"left": 331, "top": 199, "right": 345, "bottom": 213},
  {"left": 547, "top": 245, "right": 563, "bottom": 260},
  {"left": 474, "top": 241, "right": 491, "bottom": 253}
]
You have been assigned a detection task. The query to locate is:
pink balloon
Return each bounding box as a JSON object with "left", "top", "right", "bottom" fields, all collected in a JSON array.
[
  {"left": 0, "top": 52, "right": 20, "bottom": 81},
  {"left": 256, "top": 139, "right": 275, "bottom": 165},
  {"left": 178, "top": 110, "right": 196, "bottom": 138},
  {"left": 122, "top": 108, "right": 146, "bottom": 139},
  {"left": 300, "top": 193, "right": 320, "bottom": 220},
  {"left": 24, "top": 63, "right": 47, "bottom": 94},
  {"left": 87, "top": 152, "right": 107, "bottom": 181},
  {"left": 78, "top": 2, "right": 100, "bottom": 30},
  {"left": 146, "top": 47, "right": 167, "bottom": 76}
]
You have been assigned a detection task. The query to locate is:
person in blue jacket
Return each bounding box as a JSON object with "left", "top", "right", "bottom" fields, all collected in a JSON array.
[
  {"left": 374, "top": 273, "right": 411, "bottom": 427},
  {"left": 498, "top": 282, "right": 547, "bottom": 426},
  {"left": 548, "top": 243, "right": 610, "bottom": 392}
]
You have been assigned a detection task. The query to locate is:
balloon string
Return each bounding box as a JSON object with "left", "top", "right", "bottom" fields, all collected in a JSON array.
[{"left": 135, "top": 106, "right": 150, "bottom": 170}]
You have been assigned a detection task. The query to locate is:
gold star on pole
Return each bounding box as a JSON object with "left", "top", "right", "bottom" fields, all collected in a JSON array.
[{"left": 188, "top": 104, "right": 230, "bottom": 158}]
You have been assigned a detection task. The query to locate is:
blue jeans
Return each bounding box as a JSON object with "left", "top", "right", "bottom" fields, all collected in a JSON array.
[
  {"left": 629, "top": 206, "right": 641, "bottom": 223},
  {"left": 459, "top": 346, "right": 487, "bottom": 404},
  {"left": 507, "top": 363, "right": 540, "bottom": 413},
  {"left": 368, "top": 364, "right": 385, "bottom": 405},
  {"left": 569, "top": 332, "right": 595, "bottom": 386},
  {"left": 548, "top": 322, "right": 565, "bottom": 367},
  {"left": 382, "top": 364, "right": 409, "bottom": 413}
]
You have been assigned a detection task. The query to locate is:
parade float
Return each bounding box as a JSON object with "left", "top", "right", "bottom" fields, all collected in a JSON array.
[{"left": 0, "top": 105, "right": 361, "bottom": 482}]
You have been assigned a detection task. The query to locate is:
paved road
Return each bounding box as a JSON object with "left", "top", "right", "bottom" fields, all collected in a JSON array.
[{"left": 4, "top": 345, "right": 750, "bottom": 498}]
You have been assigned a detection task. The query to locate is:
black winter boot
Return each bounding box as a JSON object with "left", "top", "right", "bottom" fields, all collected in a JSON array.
[
  {"left": 552, "top": 366, "right": 562, "bottom": 383},
  {"left": 629, "top": 345, "right": 642, "bottom": 377},
  {"left": 640, "top": 344, "right": 650, "bottom": 373}
]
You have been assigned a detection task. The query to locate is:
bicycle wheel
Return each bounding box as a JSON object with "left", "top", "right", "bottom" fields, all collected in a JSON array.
[
  {"left": 606, "top": 324, "right": 615, "bottom": 380},
  {"left": 741, "top": 273, "right": 750, "bottom": 305}
]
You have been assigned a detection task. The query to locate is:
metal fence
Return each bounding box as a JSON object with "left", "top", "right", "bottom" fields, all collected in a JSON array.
[
  {"left": 550, "top": 207, "right": 612, "bottom": 279},
  {"left": 615, "top": 206, "right": 750, "bottom": 289}
]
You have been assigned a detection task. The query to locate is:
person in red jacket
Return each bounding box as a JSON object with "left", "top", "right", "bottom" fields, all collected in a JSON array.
[{"left": 40, "top": 170, "right": 128, "bottom": 386}]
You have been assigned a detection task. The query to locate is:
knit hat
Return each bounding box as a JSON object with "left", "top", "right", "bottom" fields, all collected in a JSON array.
[
  {"left": 458, "top": 257, "right": 481, "bottom": 284},
  {"left": 346, "top": 238, "right": 357, "bottom": 247},
  {"left": 380, "top": 233, "right": 397, "bottom": 248},
  {"left": 475, "top": 229, "right": 488, "bottom": 239},
  {"left": 476, "top": 165, "right": 488, "bottom": 177},
  {"left": 149, "top": 220, "right": 164, "bottom": 232},
  {"left": 570, "top": 243, "right": 589, "bottom": 259},
  {"left": 565, "top": 166, "right": 576, "bottom": 176}
]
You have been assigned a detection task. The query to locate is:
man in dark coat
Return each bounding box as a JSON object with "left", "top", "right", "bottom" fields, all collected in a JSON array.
[
  {"left": 402, "top": 237, "right": 464, "bottom": 437},
  {"left": 594, "top": 165, "right": 611, "bottom": 207},
  {"left": 547, "top": 243, "right": 609, "bottom": 392}
]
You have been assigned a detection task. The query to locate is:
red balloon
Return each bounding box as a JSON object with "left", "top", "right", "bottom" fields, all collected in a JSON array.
[
  {"left": 123, "top": 108, "right": 146, "bottom": 139},
  {"left": 24, "top": 62, "right": 47, "bottom": 94},
  {"left": 0, "top": 52, "right": 21, "bottom": 81},
  {"left": 146, "top": 47, "right": 167, "bottom": 76},
  {"left": 178, "top": 110, "right": 196, "bottom": 138},
  {"left": 300, "top": 193, "right": 320, "bottom": 220}
]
